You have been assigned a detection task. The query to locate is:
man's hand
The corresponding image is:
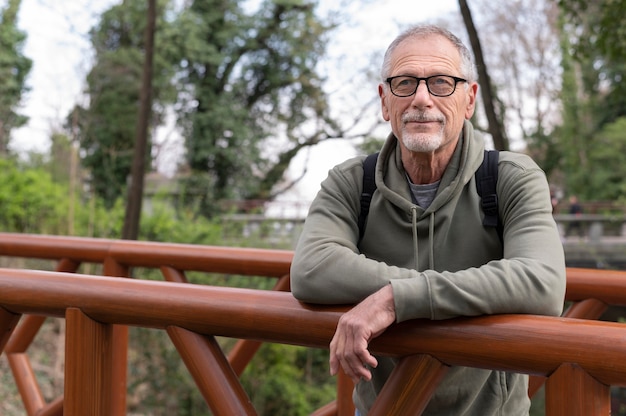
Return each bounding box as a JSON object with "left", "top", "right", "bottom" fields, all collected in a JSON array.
[{"left": 329, "top": 284, "right": 396, "bottom": 383}]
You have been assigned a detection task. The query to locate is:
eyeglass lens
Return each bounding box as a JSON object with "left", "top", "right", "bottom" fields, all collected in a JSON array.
[{"left": 389, "top": 75, "right": 459, "bottom": 97}]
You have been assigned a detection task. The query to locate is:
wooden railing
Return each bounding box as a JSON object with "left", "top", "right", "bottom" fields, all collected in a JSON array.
[{"left": 0, "top": 233, "right": 625, "bottom": 415}]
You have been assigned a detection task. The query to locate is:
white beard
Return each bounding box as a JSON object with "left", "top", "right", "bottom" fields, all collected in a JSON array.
[{"left": 400, "top": 113, "right": 445, "bottom": 152}]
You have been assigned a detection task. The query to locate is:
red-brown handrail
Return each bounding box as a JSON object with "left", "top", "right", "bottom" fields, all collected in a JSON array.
[
  {"left": 0, "top": 232, "right": 293, "bottom": 276},
  {"left": 0, "top": 269, "right": 625, "bottom": 415},
  {"left": 0, "top": 233, "right": 294, "bottom": 416},
  {"left": 0, "top": 233, "right": 625, "bottom": 415}
]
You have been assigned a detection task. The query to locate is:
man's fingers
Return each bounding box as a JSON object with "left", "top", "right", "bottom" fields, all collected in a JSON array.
[
  {"left": 330, "top": 331, "right": 378, "bottom": 382},
  {"left": 329, "top": 287, "right": 396, "bottom": 383}
]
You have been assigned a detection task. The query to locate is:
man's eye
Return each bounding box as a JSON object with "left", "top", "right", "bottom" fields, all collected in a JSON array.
[{"left": 432, "top": 77, "right": 452, "bottom": 86}]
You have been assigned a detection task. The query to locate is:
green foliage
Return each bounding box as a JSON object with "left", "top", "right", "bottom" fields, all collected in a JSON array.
[
  {"left": 79, "top": 48, "right": 142, "bottom": 206},
  {"left": 171, "top": 0, "right": 336, "bottom": 217},
  {"left": 0, "top": 0, "right": 32, "bottom": 153},
  {"left": 0, "top": 153, "right": 128, "bottom": 239},
  {"left": 74, "top": 197, "right": 126, "bottom": 238},
  {"left": 558, "top": 0, "right": 626, "bottom": 62},
  {"left": 585, "top": 117, "right": 626, "bottom": 202},
  {"left": 241, "top": 344, "right": 336, "bottom": 416},
  {"left": 545, "top": 2, "right": 626, "bottom": 199},
  {"left": 139, "top": 199, "right": 223, "bottom": 245},
  {"left": 73, "top": 0, "right": 177, "bottom": 207},
  {"left": 69, "top": 0, "right": 343, "bottom": 222},
  {"left": 48, "top": 132, "right": 75, "bottom": 184},
  {"left": 558, "top": 0, "right": 626, "bottom": 125},
  {"left": 0, "top": 158, "right": 69, "bottom": 233}
]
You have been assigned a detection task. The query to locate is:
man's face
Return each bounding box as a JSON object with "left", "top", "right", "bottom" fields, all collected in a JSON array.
[{"left": 379, "top": 34, "right": 478, "bottom": 154}]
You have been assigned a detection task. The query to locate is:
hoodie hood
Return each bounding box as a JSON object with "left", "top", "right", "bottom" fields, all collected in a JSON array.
[
  {"left": 362, "top": 119, "right": 486, "bottom": 271},
  {"left": 374, "top": 119, "right": 486, "bottom": 217}
]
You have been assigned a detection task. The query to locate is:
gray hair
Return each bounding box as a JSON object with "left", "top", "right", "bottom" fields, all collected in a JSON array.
[{"left": 380, "top": 24, "right": 478, "bottom": 83}]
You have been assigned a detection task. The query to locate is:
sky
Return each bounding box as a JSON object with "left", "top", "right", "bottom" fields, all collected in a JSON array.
[
  {"left": 11, "top": 0, "right": 460, "bottom": 207},
  {"left": 12, "top": 0, "right": 117, "bottom": 153}
]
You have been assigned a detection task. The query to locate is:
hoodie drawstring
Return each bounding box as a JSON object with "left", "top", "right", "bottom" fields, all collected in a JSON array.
[
  {"left": 428, "top": 212, "right": 435, "bottom": 270},
  {"left": 411, "top": 206, "right": 419, "bottom": 270},
  {"left": 411, "top": 207, "right": 436, "bottom": 271}
]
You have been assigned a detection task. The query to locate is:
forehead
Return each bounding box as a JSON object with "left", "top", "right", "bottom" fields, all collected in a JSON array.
[{"left": 389, "top": 34, "right": 462, "bottom": 76}]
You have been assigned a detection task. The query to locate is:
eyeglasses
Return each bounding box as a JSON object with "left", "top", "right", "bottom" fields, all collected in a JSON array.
[{"left": 385, "top": 75, "right": 467, "bottom": 97}]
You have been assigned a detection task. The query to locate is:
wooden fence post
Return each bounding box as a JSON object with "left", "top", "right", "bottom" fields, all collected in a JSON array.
[
  {"left": 64, "top": 308, "right": 113, "bottom": 416},
  {"left": 545, "top": 363, "right": 610, "bottom": 416},
  {"left": 103, "top": 257, "right": 130, "bottom": 416}
]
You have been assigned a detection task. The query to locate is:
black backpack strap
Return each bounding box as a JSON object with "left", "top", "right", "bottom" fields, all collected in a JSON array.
[
  {"left": 360, "top": 150, "right": 502, "bottom": 243},
  {"left": 476, "top": 150, "right": 503, "bottom": 242},
  {"left": 358, "top": 152, "right": 379, "bottom": 241}
]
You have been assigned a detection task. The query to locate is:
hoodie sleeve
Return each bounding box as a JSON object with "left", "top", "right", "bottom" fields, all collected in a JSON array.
[{"left": 290, "top": 157, "right": 421, "bottom": 304}]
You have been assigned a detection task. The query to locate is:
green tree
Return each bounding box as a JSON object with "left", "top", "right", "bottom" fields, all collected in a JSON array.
[
  {"left": 122, "top": 0, "right": 157, "bottom": 241},
  {"left": 551, "top": 12, "right": 593, "bottom": 199},
  {"left": 73, "top": 0, "right": 176, "bottom": 208},
  {"left": 553, "top": 0, "right": 626, "bottom": 200},
  {"left": 0, "top": 159, "right": 69, "bottom": 234},
  {"left": 0, "top": 0, "right": 32, "bottom": 155},
  {"left": 48, "top": 132, "right": 74, "bottom": 184},
  {"left": 558, "top": 0, "right": 626, "bottom": 126},
  {"left": 558, "top": 0, "right": 626, "bottom": 63},
  {"left": 172, "top": 0, "right": 337, "bottom": 217},
  {"left": 586, "top": 117, "right": 626, "bottom": 202}
]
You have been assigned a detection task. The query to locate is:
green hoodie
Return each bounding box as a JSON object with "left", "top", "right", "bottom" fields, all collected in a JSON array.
[{"left": 290, "top": 120, "right": 566, "bottom": 415}]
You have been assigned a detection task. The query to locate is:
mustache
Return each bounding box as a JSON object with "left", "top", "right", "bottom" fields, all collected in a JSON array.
[{"left": 402, "top": 112, "right": 444, "bottom": 123}]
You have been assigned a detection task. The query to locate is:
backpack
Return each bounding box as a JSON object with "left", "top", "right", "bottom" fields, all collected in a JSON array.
[{"left": 358, "top": 150, "right": 502, "bottom": 242}]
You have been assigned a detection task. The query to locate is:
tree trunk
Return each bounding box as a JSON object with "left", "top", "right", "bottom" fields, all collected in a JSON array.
[
  {"left": 458, "top": 0, "right": 509, "bottom": 150},
  {"left": 122, "top": 0, "right": 156, "bottom": 240}
]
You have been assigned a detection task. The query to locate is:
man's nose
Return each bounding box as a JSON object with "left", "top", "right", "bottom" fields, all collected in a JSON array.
[{"left": 411, "top": 80, "right": 432, "bottom": 105}]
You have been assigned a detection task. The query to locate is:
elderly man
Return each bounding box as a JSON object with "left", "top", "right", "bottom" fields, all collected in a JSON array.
[{"left": 290, "top": 24, "right": 565, "bottom": 415}]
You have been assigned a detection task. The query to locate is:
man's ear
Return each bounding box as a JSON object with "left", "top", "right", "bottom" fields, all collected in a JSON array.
[
  {"left": 379, "top": 84, "right": 390, "bottom": 121},
  {"left": 465, "top": 82, "right": 479, "bottom": 120}
]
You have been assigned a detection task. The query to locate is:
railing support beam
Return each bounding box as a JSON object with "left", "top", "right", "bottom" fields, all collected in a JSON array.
[
  {"left": 370, "top": 354, "right": 448, "bottom": 416},
  {"left": 8, "top": 352, "right": 45, "bottom": 415},
  {"left": 546, "top": 363, "right": 610, "bottom": 416},
  {"left": 168, "top": 326, "right": 257, "bottom": 416},
  {"left": 5, "top": 315, "right": 46, "bottom": 354},
  {"left": 64, "top": 308, "right": 113, "bottom": 416},
  {"left": 0, "top": 307, "right": 20, "bottom": 353},
  {"left": 336, "top": 369, "right": 356, "bottom": 416},
  {"left": 563, "top": 299, "right": 608, "bottom": 321},
  {"left": 38, "top": 395, "right": 64, "bottom": 416}
]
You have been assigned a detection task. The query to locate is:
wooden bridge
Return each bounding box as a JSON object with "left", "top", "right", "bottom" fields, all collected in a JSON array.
[{"left": 0, "top": 232, "right": 625, "bottom": 415}]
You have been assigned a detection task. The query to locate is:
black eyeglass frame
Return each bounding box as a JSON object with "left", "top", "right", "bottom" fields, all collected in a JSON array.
[{"left": 385, "top": 74, "right": 468, "bottom": 98}]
